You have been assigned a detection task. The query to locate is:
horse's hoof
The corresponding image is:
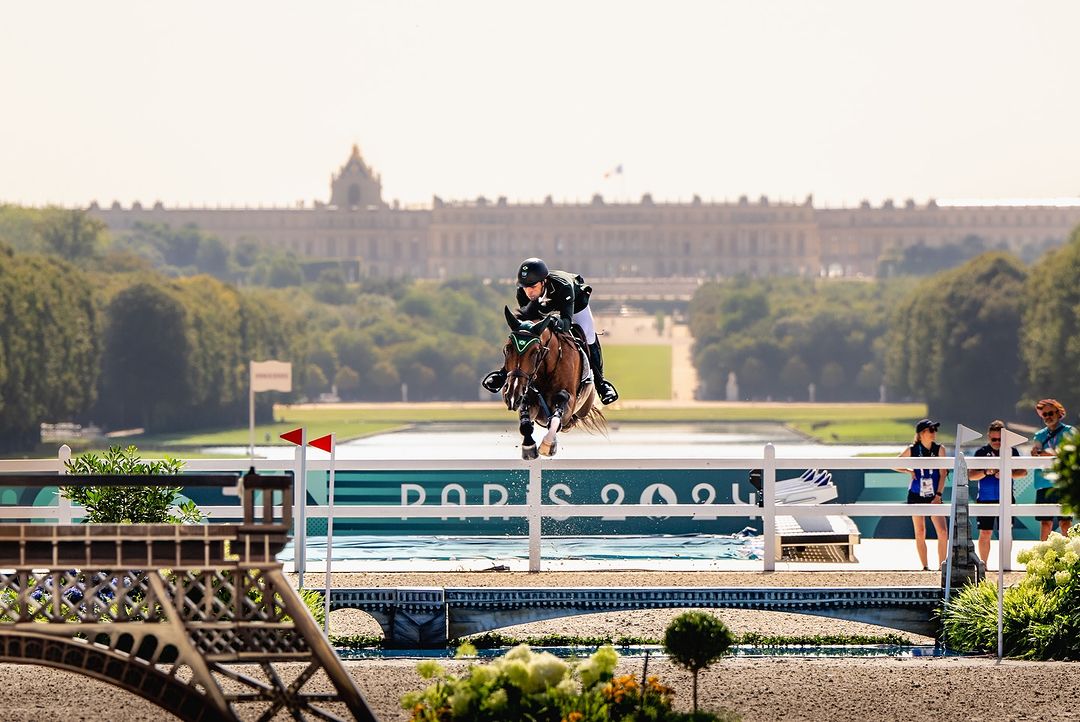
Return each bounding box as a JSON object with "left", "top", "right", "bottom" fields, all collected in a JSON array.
[
  {"left": 522, "top": 444, "right": 538, "bottom": 460},
  {"left": 539, "top": 439, "right": 558, "bottom": 457}
]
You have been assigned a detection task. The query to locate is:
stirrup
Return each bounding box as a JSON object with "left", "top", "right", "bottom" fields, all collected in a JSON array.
[
  {"left": 598, "top": 381, "right": 619, "bottom": 405},
  {"left": 482, "top": 370, "right": 506, "bottom": 394}
]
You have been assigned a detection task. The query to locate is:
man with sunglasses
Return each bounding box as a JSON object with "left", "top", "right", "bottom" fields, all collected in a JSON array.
[
  {"left": 1031, "top": 398, "right": 1074, "bottom": 540},
  {"left": 482, "top": 258, "right": 619, "bottom": 405},
  {"left": 969, "top": 420, "right": 1024, "bottom": 564}
]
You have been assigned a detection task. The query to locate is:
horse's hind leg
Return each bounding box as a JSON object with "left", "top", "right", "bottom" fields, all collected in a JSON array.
[
  {"left": 519, "top": 404, "right": 538, "bottom": 460},
  {"left": 539, "top": 390, "right": 570, "bottom": 457}
]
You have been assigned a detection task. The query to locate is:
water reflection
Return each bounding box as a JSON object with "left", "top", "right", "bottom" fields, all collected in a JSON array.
[{"left": 208, "top": 422, "right": 901, "bottom": 460}]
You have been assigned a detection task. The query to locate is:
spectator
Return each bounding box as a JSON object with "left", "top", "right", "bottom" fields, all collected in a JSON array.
[
  {"left": 898, "top": 419, "right": 950, "bottom": 571},
  {"left": 1031, "top": 399, "right": 1075, "bottom": 540},
  {"left": 969, "top": 420, "right": 1024, "bottom": 565}
]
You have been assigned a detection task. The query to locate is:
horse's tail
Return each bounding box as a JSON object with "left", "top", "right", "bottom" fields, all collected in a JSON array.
[{"left": 577, "top": 399, "right": 608, "bottom": 436}]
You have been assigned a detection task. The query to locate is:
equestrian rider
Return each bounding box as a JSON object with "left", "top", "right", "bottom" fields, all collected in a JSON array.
[{"left": 482, "top": 257, "right": 620, "bottom": 405}]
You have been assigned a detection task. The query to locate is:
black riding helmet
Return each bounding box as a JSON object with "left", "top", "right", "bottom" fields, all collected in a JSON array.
[{"left": 517, "top": 257, "right": 549, "bottom": 287}]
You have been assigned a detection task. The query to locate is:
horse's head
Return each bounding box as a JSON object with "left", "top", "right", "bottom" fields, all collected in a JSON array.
[{"left": 501, "top": 306, "right": 553, "bottom": 410}]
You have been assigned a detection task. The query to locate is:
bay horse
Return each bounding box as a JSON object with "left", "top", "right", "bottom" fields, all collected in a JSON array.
[{"left": 499, "top": 306, "right": 606, "bottom": 459}]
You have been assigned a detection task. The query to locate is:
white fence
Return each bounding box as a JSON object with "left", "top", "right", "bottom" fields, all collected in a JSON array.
[{"left": 0, "top": 443, "right": 1065, "bottom": 573}]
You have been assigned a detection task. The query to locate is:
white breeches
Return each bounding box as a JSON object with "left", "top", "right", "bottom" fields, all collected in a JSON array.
[{"left": 572, "top": 307, "right": 596, "bottom": 344}]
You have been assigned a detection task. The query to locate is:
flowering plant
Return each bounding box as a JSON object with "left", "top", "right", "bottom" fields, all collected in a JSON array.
[
  {"left": 401, "top": 643, "right": 732, "bottom": 721},
  {"left": 942, "top": 528, "right": 1080, "bottom": 659}
]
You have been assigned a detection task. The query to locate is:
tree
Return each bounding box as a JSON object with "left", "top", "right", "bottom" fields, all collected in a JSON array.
[
  {"left": 97, "top": 282, "right": 191, "bottom": 431},
  {"left": 690, "top": 277, "right": 903, "bottom": 401},
  {"left": 302, "top": 363, "right": 328, "bottom": 399},
  {"left": 1020, "top": 225, "right": 1080, "bottom": 416},
  {"left": 779, "top": 356, "right": 811, "bottom": 399},
  {"left": 312, "top": 268, "right": 351, "bottom": 305},
  {"left": 663, "top": 611, "right": 734, "bottom": 713},
  {"left": 37, "top": 208, "right": 104, "bottom": 260},
  {"left": 0, "top": 253, "right": 101, "bottom": 451},
  {"left": 885, "top": 251, "right": 1027, "bottom": 422},
  {"left": 334, "top": 366, "right": 361, "bottom": 400}
]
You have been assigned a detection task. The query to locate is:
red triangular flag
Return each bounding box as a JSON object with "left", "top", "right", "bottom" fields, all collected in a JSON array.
[
  {"left": 280, "top": 428, "right": 304, "bottom": 446},
  {"left": 309, "top": 434, "right": 333, "bottom": 453}
]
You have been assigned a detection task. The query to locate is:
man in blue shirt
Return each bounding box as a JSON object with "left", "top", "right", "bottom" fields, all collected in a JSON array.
[
  {"left": 1031, "top": 398, "right": 1075, "bottom": 540},
  {"left": 969, "top": 420, "right": 1024, "bottom": 564}
]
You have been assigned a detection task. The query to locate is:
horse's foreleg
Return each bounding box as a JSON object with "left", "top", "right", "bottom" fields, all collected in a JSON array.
[
  {"left": 519, "top": 403, "right": 538, "bottom": 460},
  {"left": 540, "top": 390, "right": 571, "bottom": 457}
]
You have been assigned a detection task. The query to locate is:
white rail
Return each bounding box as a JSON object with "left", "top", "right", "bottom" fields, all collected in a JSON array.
[{"left": 0, "top": 443, "right": 1063, "bottom": 574}]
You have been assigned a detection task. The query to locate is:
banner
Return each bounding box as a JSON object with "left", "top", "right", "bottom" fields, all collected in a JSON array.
[{"left": 251, "top": 360, "right": 292, "bottom": 393}]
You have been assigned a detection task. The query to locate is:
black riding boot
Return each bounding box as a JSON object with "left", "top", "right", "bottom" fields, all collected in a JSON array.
[
  {"left": 482, "top": 369, "right": 507, "bottom": 394},
  {"left": 588, "top": 340, "right": 619, "bottom": 405}
]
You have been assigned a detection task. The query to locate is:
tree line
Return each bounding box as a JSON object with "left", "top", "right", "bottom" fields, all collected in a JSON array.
[
  {"left": 691, "top": 224, "right": 1080, "bottom": 424},
  {"left": 0, "top": 207, "right": 508, "bottom": 452}
]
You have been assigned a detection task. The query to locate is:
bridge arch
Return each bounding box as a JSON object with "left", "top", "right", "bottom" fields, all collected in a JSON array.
[{"left": 0, "top": 632, "right": 226, "bottom": 722}]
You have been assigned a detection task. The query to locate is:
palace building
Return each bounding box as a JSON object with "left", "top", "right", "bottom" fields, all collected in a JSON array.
[{"left": 89, "top": 145, "right": 1080, "bottom": 279}]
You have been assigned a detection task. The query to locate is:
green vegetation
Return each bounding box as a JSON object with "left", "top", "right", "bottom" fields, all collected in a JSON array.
[
  {"left": 885, "top": 252, "right": 1027, "bottom": 423},
  {"left": 690, "top": 277, "right": 915, "bottom": 403},
  {"left": 605, "top": 345, "right": 672, "bottom": 400},
  {"left": 691, "top": 223, "right": 1080, "bottom": 427},
  {"left": 1050, "top": 428, "right": 1080, "bottom": 515},
  {"left": 1022, "top": 225, "right": 1080, "bottom": 419},
  {"left": 333, "top": 629, "right": 913, "bottom": 651},
  {"left": 400, "top": 643, "right": 736, "bottom": 722},
  {"left": 0, "top": 246, "right": 101, "bottom": 452},
  {"left": 663, "top": 612, "right": 734, "bottom": 714},
  {"left": 62, "top": 445, "right": 202, "bottom": 524},
  {"left": 942, "top": 528, "right": 1080, "bottom": 659},
  {"left": 6, "top": 203, "right": 1078, "bottom": 456}
]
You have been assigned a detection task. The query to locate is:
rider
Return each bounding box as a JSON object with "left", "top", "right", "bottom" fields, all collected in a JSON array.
[{"left": 482, "top": 257, "right": 620, "bottom": 405}]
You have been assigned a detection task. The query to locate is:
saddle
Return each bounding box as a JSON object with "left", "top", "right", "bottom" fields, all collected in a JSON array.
[{"left": 567, "top": 325, "right": 593, "bottom": 391}]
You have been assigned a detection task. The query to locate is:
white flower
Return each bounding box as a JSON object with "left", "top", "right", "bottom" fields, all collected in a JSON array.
[
  {"left": 1055, "top": 570, "right": 1072, "bottom": 586},
  {"left": 1050, "top": 533, "right": 1068, "bottom": 554},
  {"left": 556, "top": 678, "right": 583, "bottom": 697},
  {"left": 525, "top": 652, "right": 569, "bottom": 692},
  {"left": 502, "top": 659, "right": 529, "bottom": 689},
  {"left": 481, "top": 688, "right": 508, "bottom": 712},
  {"left": 579, "top": 645, "right": 619, "bottom": 688},
  {"left": 449, "top": 688, "right": 475, "bottom": 716},
  {"left": 505, "top": 643, "right": 533, "bottom": 662},
  {"left": 470, "top": 665, "right": 498, "bottom": 686}
]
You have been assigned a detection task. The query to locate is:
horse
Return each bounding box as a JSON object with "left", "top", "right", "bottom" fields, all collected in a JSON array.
[{"left": 498, "top": 306, "right": 606, "bottom": 459}]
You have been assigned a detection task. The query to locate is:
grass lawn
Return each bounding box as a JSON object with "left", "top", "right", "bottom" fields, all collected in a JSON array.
[{"left": 603, "top": 345, "right": 671, "bottom": 400}]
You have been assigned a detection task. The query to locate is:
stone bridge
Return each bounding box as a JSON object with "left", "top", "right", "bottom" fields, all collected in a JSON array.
[{"left": 325, "top": 586, "right": 943, "bottom": 647}]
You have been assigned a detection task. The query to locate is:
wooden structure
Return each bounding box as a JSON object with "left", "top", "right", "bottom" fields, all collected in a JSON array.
[{"left": 0, "top": 470, "right": 376, "bottom": 722}]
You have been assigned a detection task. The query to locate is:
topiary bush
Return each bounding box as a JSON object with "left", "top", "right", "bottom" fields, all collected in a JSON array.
[
  {"left": 942, "top": 528, "right": 1080, "bottom": 659},
  {"left": 663, "top": 612, "right": 735, "bottom": 713}
]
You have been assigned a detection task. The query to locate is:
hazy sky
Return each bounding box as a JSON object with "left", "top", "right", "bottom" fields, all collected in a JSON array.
[{"left": 2, "top": 1, "right": 1078, "bottom": 209}]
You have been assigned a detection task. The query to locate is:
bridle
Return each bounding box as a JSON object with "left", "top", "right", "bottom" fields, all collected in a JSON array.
[{"left": 505, "top": 329, "right": 561, "bottom": 410}]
